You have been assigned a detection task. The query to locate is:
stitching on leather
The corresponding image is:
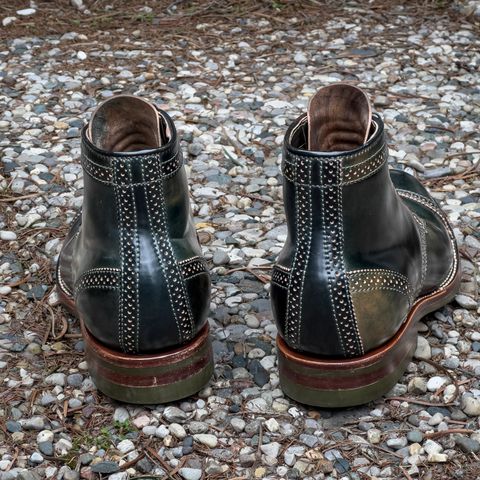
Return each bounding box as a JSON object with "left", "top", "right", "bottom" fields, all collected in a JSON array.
[
  {"left": 322, "top": 160, "right": 344, "bottom": 355},
  {"left": 337, "top": 164, "right": 364, "bottom": 355},
  {"left": 282, "top": 145, "right": 387, "bottom": 187},
  {"left": 76, "top": 286, "right": 119, "bottom": 291},
  {"left": 75, "top": 269, "right": 119, "bottom": 292},
  {"left": 347, "top": 269, "right": 414, "bottom": 305},
  {"left": 141, "top": 157, "right": 195, "bottom": 342},
  {"left": 113, "top": 160, "right": 140, "bottom": 354},
  {"left": 284, "top": 157, "right": 313, "bottom": 346},
  {"left": 57, "top": 229, "right": 81, "bottom": 297},
  {"left": 397, "top": 189, "right": 458, "bottom": 289},
  {"left": 275, "top": 264, "right": 291, "bottom": 273},
  {"left": 82, "top": 148, "right": 181, "bottom": 185},
  {"left": 271, "top": 280, "right": 288, "bottom": 290},
  {"left": 178, "top": 255, "right": 201, "bottom": 265},
  {"left": 113, "top": 170, "right": 125, "bottom": 351},
  {"left": 57, "top": 268, "right": 73, "bottom": 297},
  {"left": 412, "top": 212, "right": 428, "bottom": 293},
  {"left": 271, "top": 268, "right": 290, "bottom": 289},
  {"left": 323, "top": 158, "right": 364, "bottom": 357},
  {"left": 183, "top": 271, "right": 209, "bottom": 281},
  {"left": 141, "top": 161, "right": 181, "bottom": 341},
  {"left": 180, "top": 257, "right": 208, "bottom": 280}
]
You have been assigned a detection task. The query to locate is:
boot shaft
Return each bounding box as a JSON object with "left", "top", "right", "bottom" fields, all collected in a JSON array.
[
  {"left": 272, "top": 112, "right": 426, "bottom": 358},
  {"left": 59, "top": 97, "right": 210, "bottom": 355}
]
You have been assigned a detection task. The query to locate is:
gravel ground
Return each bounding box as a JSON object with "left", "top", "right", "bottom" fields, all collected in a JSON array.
[{"left": 0, "top": 1, "right": 479, "bottom": 479}]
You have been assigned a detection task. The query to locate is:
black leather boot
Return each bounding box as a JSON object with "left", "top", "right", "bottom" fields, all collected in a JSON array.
[
  {"left": 271, "top": 84, "right": 461, "bottom": 407},
  {"left": 56, "top": 95, "right": 213, "bottom": 404}
]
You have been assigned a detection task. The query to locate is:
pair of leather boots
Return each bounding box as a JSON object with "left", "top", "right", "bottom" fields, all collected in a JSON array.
[{"left": 57, "top": 84, "right": 460, "bottom": 407}]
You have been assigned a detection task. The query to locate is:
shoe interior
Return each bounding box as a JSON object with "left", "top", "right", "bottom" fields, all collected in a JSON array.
[
  {"left": 87, "top": 95, "right": 169, "bottom": 152},
  {"left": 307, "top": 83, "right": 372, "bottom": 152}
]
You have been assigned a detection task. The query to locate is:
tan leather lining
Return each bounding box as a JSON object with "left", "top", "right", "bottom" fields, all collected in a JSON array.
[
  {"left": 307, "top": 84, "right": 372, "bottom": 152},
  {"left": 87, "top": 95, "right": 169, "bottom": 152}
]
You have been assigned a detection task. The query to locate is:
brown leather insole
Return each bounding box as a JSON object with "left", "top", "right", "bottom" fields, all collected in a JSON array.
[{"left": 307, "top": 84, "right": 371, "bottom": 152}]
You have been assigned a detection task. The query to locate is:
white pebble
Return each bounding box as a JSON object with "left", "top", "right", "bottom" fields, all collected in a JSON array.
[{"left": 0, "top": 231, "right": 17, "bottom": 241}]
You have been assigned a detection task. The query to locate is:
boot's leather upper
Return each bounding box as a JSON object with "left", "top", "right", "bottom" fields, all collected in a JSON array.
[
  {"left": 57, "top": 96, "right": 210, "bottom": 354},
  {"left": 271, "top": 85, "right": 458, "bottom": 359}
]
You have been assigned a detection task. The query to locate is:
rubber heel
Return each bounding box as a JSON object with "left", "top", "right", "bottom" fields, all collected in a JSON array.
[
  {"left": 277, "top": 332, "right": 415, "bottom": 408},
  {"left": 81, "top": 322, "right": 213, "bottom": 404}
]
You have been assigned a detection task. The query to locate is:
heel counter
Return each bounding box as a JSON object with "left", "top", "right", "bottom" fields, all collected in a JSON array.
[{"left": 276, "top": 154, "right": 365, "bottom": 358}]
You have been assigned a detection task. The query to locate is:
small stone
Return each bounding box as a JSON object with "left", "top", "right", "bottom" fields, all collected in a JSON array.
[
  {"left": 407, "top": 431, "right": 423, "bottom": 443},
  {"left": 367, "top": 429, "right": 381, "bottom": 444},
  {"left": 45, "top": 372, "right": 66, "bottom": 386},
  {"left": 334, "top": 458, "right": 350, "bottom": 474},
  {"left": 55, "top": 438, "right": 73, "bottom": 455},
  {"left": 455, "top": 436, "right": 480, "bottom": 453},
  {"left": 408, "top": 377, "right": 427, "bottom": 394},
  {"left": 0, "top": 231, "right": 17, "bottom": 241},
  {"left": 428, "top": 412, "right": 444, "bottom": 426},
  {"left": 63, "top": 470, "right": 80, "bottom": 480},
  {"left": 16, "top": 8, "right": 36, "bottom": 15},
  {"left": 239, "top": 453, "right": 256, "bottom": 468},
  {"left": 91, "top": 461, "right": 120, "bottom": 474},
  {"left": 193, "top": 434, "right": 218, "bottom": 448},
  {"left": 116, "top": 439, "right": 135, "bottom": 454},
  {"left": 414, "top": 336, "right": 431, "bottom": 360},
  {"left": 67, "top": 373, "right": 83, "bottom": 387},
  {"left": 424, "top": 439, "right": 443, "bottom": 455},
  {"left": 213, "top": 249, "right": 230, "bottom": 266},
  {"left": 113, "top": 407, "right": 129, "bottom": 423},
  {"left": 2, "top": 16, "right": 16, "bottom": 26},
  {"left": 108, "top": 474, "right": 128, "bottom": 480},
  {"left": 427, "top": 376, "right": 448, "bottom": 392},
  {"left": 163, "top": 406, "right": 187, "bottom": 423},
  {"left": 170, "top": 423, "right": 187, "bottom": 439},
  {"left": 21, "top": 417, "right": 45, "bottom": 430},
  {"left": 455, "top": 295, "right": 477, "bottom": 310},
  {"left": 12, "top": 431, "right": 24, "bottom": 442},
  {"left": 6, "top": 420, "right": 21, "bottom": 433},
  {"left": 294, "top": 52, "right": 308, "bottom": 64},
  {"left": 260, "top": 442, "right": 281, "bottom": 458},
  {"left": 37, "top": 430, "right": 54, "bottom": 443},
  {"left": 155, "top": 425, "right": 169, "bottom": 438},
  {"left": 142, "top": 425, "right": 157, "bottom": 436},
  {"left": 30, "top": 452, "right": 43, "bottom": 464},
  {"left": 38, "top": 441, "right": 54, "bottom": 456},
  {"left": 387, "top": 437, "right": 408, "bottom": 449},
  {"left": 77, "top": 51, "right": 87, "bottom": 61},
  {"left": 428, "top": 453, "right": 448, "bottom": 463},
  {"left": 264, "top": 418, "right": 279, "bottom": 433},
  {"left": 188, "top": 143, "right": 203, "bottom": 156},
  {"left": 132, "top": 415, "right": 150, "bottom": 429},
  {"left": 462, "top": 396, "right": 480, "bottom": 416},
  {"left": 231, "top": 417, "right": 246, "bottom": 432},
  {"left": 179, "top": 468, "right": 202, "bottom": 480},
  {"left": 79, "top": 453, "right": 94, "bottom": 465},
  {"left": 255, "top": 467, "right": 267, "bottom": 478}
]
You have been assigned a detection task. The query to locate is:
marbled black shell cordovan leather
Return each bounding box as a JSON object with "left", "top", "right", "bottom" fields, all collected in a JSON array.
[
  {"left": 271, "top": 113, "right": 458, "bottom": 358},
  {"left": 57, "top": 109, "right": 211, "bottom": 354}
]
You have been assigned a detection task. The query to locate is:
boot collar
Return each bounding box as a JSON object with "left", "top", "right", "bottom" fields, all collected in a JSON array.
[
  {"left": 80, "top": 107, "right": 181, "bottom": 187},
  {"left": 283, "top": 113, "right": 388, "bottom": 187}
]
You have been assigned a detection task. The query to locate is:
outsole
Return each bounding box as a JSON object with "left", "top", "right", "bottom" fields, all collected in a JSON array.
[
  {"left": 58, "top": 288, "right": 213, "bottom": 404},
  {"left": 277, "top": 266, "right": 462, "bottom": 408}
]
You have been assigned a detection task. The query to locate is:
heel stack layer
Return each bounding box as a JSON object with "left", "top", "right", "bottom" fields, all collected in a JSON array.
[{"left": 81, "top": 322, "right": 213, "bottom": 404}]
